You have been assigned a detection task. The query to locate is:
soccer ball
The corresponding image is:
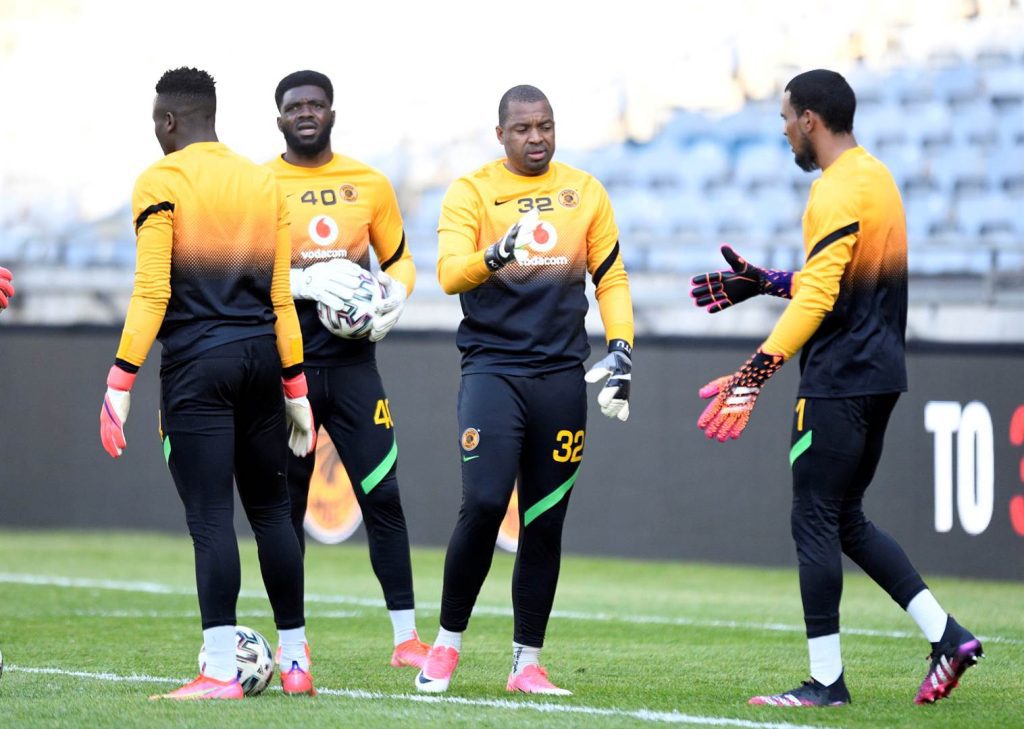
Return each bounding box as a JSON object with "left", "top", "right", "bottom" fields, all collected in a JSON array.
[
  {"left": 0, "top": 646, "right": 4, "bottom": 681},
  {"left": 317, "top": 269, "right": 382, "bottom": 339},
  {"left": 198, "top": 625, "right": 274, "bottom": 696}
]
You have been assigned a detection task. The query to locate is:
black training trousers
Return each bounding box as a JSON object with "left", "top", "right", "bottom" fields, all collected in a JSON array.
[
  {"left": 790, "top": 393, "right": 927, "bottom": 638},
  {"left": 440, "top": 367, "right": 587, "bottom": 647},
  {"left": 160, "top": 336, "right": 305, "bottom": 631},
  {"left": 287, "top": 361, "right": 414, "bottom": 610}
]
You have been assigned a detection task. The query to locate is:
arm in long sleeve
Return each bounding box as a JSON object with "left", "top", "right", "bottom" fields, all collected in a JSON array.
[
  {"left": 437, "top": 180, "right": 492, "bottom": 294},
  {"left": 588, "top": 186, "right": 634, "bottom": 346},
  {"left": 762, "top": 228, "right": 855, "bottom": 359},
  {"left": 114, "top": 209, "right": 172, "bottom": 368},
  {"left": 370, "top": 176, "right": 416, "bottom": 295},
  {"left": 272, "top": 195, "right": 304, "bottom": 369}
]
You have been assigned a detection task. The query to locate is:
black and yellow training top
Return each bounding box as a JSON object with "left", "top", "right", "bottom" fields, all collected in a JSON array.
[
  {"left": 438, "top": 159, "right": 633, "bottom": 375},
  {"left": 764, "top": 146, "right": 908, "bottom": 397},
  {"left": 266, "top": 153, "right": 414, "bottom": 366},
  {"left": 116, "top": 141, "right": 302, "bottom": 371}
]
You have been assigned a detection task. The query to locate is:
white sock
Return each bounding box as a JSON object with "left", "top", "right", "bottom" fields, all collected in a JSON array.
[
  {"left": 278, "top": 626, "right": 309, "bottom": 670},
  {"left": 201, "top": 625, "right": 238, "bottom": 682},
  {"left": 511, "top": 642, "right": 540, "bottom": 675},
  {"left": 390, "top": 609, "right": 417, "bottom": 645},
  {"left": 434, "top": 627, "right": 462, "bottom": 652},
  {"left": 808, "top": 633, "right": 843, "bottom": 686},
  {"left": 906, "top": 590, "right": 948, "bottom": 643}
]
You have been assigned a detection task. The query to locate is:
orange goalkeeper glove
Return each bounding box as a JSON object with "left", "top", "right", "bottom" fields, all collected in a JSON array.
[{"left": 697, "top": 348, "right": 784, "bottom": 442}]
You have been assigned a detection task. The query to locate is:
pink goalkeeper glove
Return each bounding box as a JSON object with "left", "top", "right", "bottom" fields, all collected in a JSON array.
[
  {"left": 697, "top": 349, "right": 784, "bottom": 442},
  {"left": 0, "top": 266, "right": 14, "bottom": 310},
  {"left": 283, "top": 373, "right": 316, "bottom": 457},
  {"left": 100, "top": 365, "right": 137, "bottom": 458}
]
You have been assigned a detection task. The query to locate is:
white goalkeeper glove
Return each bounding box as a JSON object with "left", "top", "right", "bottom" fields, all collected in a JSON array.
[
  {"left": 484, "top": 208, "right": 539, "bottom": 271},
  {"left": 99, "top": 365, "right": 136, "bottom": 458},
  {"left": 369, "top": 271, "right": 407, "bottom": 343},
  {"left": 290, "top": 259, "right": 365, "bottom": 311},
  {"left": 282, "top": 373, "right": 316, "bottom": 457},
  {"left": 584, "top": 339, "right": 632, "bottom": 422}
]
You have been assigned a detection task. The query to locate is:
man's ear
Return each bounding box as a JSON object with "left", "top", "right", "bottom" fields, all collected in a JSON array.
[
  {"left": 801, "top": 109, "right": 817, "bottom": 133},
  {"left": 495, "top": 125, "right": 504, "bottom": 145}
]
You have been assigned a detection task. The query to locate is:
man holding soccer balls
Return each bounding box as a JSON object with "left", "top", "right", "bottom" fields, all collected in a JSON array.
[{"left": 267, "top": 70, "right": 430, "bottom": 671}]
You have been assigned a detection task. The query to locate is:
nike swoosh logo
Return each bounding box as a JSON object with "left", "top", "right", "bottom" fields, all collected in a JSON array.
[
  {"left": 462, "top": 455, "right": 480, "bottom": 462},
  {"left": 494, "top": 199, "right": 515, "bottom": 206}
]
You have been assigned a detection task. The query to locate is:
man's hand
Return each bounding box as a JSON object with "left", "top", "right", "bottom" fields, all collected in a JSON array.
[
  {"left": 369, "top": 271, "right": 407, "bottom": 343},
  {"left": 690, "top": 245, "right": 793, "bottom": 313},
  {"left": 290, "top": 259, "right": 365, "bottom": 310},
  {"left": 584, "top": 339, "right": 632, "bottom": 422},
  {"left": 484, "top": 208, "right": 539, "bottom": 271},
  {"left": 0, "top": 266, "right": 14, "bottom": 311},
  {"left": 283, "top": 373, "right": 316, "bottom": 457},
  {"left": 697, "top": 348, "right": 784, "bottom": 441},
  {"left": 100, "top": 365, "right": 137, "bottom": 458}
]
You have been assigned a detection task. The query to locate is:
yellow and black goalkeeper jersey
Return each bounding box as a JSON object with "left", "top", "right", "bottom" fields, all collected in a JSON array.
[
  {"left": 266, "top": 153, "right": 413, "bottom": 366},
  {"left": 116, "top": 141, "right": 302, "bottom": 370},
  {"left": 438, "top": 159, "right": 633, "bottom": 375},
  {"left": 763, "top": 146, "right": 907, "bottom": 397}
]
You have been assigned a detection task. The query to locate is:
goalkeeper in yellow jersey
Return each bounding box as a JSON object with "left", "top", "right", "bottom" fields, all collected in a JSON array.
[
  {"left": 415, "top": 85, "right": 634, "bottom": 696},
  {"left": 267, "top": 70, "right": 428, "bottom": 670},
  {"left": 691, "top": 69, "right": 981, "bottom": 707},
  {"left": 97, "top": 67, "right": 315, "bottom": 700}
]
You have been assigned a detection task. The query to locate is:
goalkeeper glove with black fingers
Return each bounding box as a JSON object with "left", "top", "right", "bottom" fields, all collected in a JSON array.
[
  {"left": 690, "top": 245, "right": 794, "bottom": 313},
  {"left": 584, "top": 339, "right": 632, "bottom": 422},
  {"left": 0, "top": 266, "right": 13, "bottom": 310},
  {"left": 368, "top": 271, "right": 407, "bottom": 343},
  {"left": 484, "top": 208, "right": 539, "bottom": 271},
  {"left": 290, "top": 258, "right": 366, "bottom": 311},
  {"left": 697, "top": 348, "right": 784, "bottom": 442},
  {"left": 100, "top": 365, "right": 137, "bottom": 458},
  {"left": 283, "top": 373, "right": 317, "bottom": 457}
]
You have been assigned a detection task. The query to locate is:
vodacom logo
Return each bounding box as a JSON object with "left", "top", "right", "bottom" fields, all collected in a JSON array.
[
  {"left": 308, "top": 215, "right": 339, "bottom": 247},
  {"left": 514, "top": 220, "right": 567, "bottom": 265}
]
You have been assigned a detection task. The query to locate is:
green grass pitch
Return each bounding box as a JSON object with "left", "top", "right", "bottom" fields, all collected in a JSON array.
[{"left": 0, "top": 530, "right": 1020, "bottom": 728}]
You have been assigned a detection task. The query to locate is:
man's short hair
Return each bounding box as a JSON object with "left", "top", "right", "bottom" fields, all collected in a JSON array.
[
  {"left": 275, "top": 70, "right": 334, "bottom": 110},
  {"left": 498, "top": 85, "right": 550, "bottom": 126},
  {"left": 155, "top": 67, "right": 216, "bottom": 117},
  {"left": 785, "top": 70, "right": 856, "bottom": 134}
]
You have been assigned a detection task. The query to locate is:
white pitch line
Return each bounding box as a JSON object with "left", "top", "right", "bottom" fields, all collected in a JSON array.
[
  {"left": 2, "top": 572, "right": 1021, "bottom": 646},
  {"left": 7, "top": 665, "right": 834, "bottom": 729}
]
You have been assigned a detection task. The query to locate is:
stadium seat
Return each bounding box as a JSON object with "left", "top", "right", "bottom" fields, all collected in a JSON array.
[
  {"left": 677, "top": 141, "right": 730, "bottom": 190},
  {"left": 952, "top": 100, "right": 1000, "bottom": 147},
  {"left": 928, "top": 145, "right": 990, "bottom": 194},
  {"left": 906, "top": 101, "right": 953, "bottom": 149},
  {"left": 983, "top": 65, "right": 1024, "bottom": 106},
  {"left": 955, "top": 194, "right": 1020, "bottom": 237},
  {"left": 733, "top": 142, "right": 789, "bottom": 191},
  {"left": 855, "top": 102, "right": 909, "bottom": 150}
]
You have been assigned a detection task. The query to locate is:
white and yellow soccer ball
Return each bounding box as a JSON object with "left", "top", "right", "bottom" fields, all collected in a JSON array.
[
  {"left": 198, "top": 625, "right": 274, "bottom": 696},
  {"left": 316, "top": 268, "right": 383, "bottom": 339}
]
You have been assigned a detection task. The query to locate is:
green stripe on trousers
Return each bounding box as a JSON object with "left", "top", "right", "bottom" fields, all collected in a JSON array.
[
  {"left": 360, "top": 438, "right": 398, "bottom": 494},
  {"left": 523, "top": 466, "right": 580, "bottom": 527},
  {"left": 789, "top": 430, "right": 813, "bottom": 467}
]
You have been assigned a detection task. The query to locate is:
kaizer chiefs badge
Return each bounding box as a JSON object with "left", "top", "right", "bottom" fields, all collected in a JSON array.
[
  {"left": 558, "top": 188, "right": 579, "bottom": 208},
  {"left": 461, "top": 427, "right": 480, "bottom": 451},
  {"left": 304, "top": 426, "right": 363, "bottom": 544},
  {"left": 340, "top": 184, "right": 358, "bottom": 202}
]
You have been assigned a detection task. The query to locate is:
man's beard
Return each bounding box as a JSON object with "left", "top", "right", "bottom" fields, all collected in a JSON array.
[
  {"left": 283, "top": 124, "right": 332, "bottom": 158},
  {"left": 793, "top": 131, "right": 819, "bottom": 172}
]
